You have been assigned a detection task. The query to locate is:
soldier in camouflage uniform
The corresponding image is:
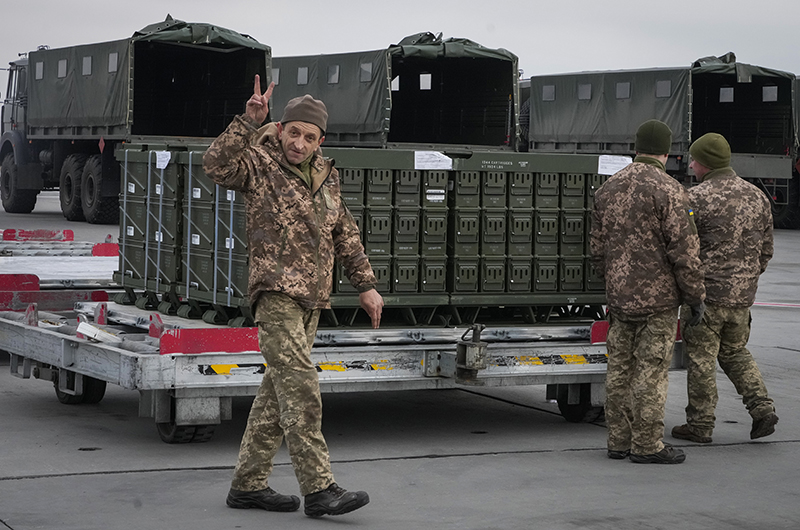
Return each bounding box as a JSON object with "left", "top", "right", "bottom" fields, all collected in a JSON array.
[
  {"left": 203, "top": 75, "right": 383, "bottom": 517},
  {"left": 671, "top": 133, "right": 777, "bottom": 444},
  {"left": 591, "top": 119, "right": 705, "bottom": 464}
]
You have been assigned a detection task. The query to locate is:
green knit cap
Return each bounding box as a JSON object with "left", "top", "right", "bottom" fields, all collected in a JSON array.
[
  {"left": 635, "top": 119, "right": 672, "bottom": 155},
  {"left": 690, "top": 133, "right": 731, "bottom": 170}
]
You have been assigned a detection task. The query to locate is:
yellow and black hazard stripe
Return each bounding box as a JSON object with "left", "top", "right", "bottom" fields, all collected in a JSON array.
[{"left": 199, "top": 360, "right": 397, "bottom": 376}]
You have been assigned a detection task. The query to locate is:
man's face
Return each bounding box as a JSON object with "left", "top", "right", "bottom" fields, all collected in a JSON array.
[
  {"left": 689, "top": 159, "right": 710, "bottom": 182},
  {"left": 277, "top": 121, "right": 324, "bottom": 165}
]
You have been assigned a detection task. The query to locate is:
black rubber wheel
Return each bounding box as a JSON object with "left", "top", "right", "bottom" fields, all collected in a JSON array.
[
  {"left": 81, "top": 154, "right": 119, "bottom": 224},
  {"left": 156, "top": 422, "right": 198, "bottom": 444},
  {"left": 556, "top": 383, "right": 605, "bottom": 423},
  {"left": 60, "top": 154, "right": 87, "bottom": 221},
  {"left": 772, "top": 177, "right": 800, "bottom": 229},
  {"left": 1, "top": 153, "right": 38, "bottom": 213},
  {"left": 54, "top": 373, "right": 107, "bottom": 404}
]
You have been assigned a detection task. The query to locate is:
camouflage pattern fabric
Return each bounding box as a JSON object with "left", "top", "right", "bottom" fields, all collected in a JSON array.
[
  {"left": 680, "top": 303, "right": 775, "bottom": 437},
  {"left": 590, "top": 157, "right": 705, "bottom": 316},
  {"left": 688, "top": 168, "right": 773, "bottom": 307},
  {"left": 231, "top": 292, "right": 334, "bottom": 496},
  {"left": 605, "top": 308, "right": 678, "bottom": 455},
  {"left": 203, "top": 115, "right": 377, "bottom": 311}
]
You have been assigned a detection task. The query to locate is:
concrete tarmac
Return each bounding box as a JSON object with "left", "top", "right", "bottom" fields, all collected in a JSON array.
[{"left": 1, "top": 205, "right": 799, "bottom": 529}]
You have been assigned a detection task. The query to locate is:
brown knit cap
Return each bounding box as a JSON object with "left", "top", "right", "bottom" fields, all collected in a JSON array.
[{"left": 280, "top": 95, "right": 328, "bottom": 135}]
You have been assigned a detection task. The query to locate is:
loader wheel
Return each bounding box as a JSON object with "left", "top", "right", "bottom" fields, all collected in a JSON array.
[
  {"left": 1, "top": 153, "right": 38, "bottom": 213},
  {"left": 54, "top": 373, "right": 107, "bottom": 404},
  {"left": 81, "top": 154, "right": 119, "bottom": 224},
  {"left": 556, "top": 383, "right": 605, "bottom": 423},
  {"left": 156, "top": 422, "right": 216, "bottom": 444},
  {"left": 60, "top": 154, "right": 88, "bottom": 221}
]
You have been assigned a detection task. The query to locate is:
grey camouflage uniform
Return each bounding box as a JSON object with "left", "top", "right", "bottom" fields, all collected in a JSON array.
[
  {"left": 591, "top": 156, "right": 705, "bottom": 455},
  {"left": 681, "top": 167, "right": 775, "bottom": 436},
  {"left": 203, "top": 114, "right": 377, "bottom": 496}
]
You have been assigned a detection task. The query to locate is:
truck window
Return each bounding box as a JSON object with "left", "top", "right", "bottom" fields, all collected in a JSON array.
[
  {"left": 391, "top": 76, "right": 400, "bottom": 91},
  {"left": 542, "top": 85, "right": 555, "bottom": 101},
  {"left": 57, "top": 59, "right": 67, "bottom": 78},
  {"left": 720, "top": 86, "right": 734, "bottom": 103},
  {"left": 578, "top": 83, "right": 591, "bottom": 100},
  {"left": 420, "top": 73, "right": 431, "bottom": 90},
  {"left": 763, "top": 86, "right": 778, "bottom": 102},
  {"left": 108, "top": 52, "right": 118, "bottom": 73},
  {"left": 82, "top": 56, "right": 92, "bottom": 76},
  {"left": 359, "top": 62, "right": 372, "bottom": 82},
  {"left": 656, "top": 80, "right": 671, "bottom": 98},
  {"left": 35, "top": 62, "right": 44, "bottom": 80},
  {"left": 615, "top": 82, "right": 630, "bottom": 99},
  {"left": 297, "top": 66, "right": 308, "bottom": 85},
  {"left": 328, "top": 65, "right": 339, "bottom": 84}
]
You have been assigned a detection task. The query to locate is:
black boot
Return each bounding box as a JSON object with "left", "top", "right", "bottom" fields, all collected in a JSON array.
[
  {"left": 226, "top": 487, "right": 300, "bottom": 512},
  {"left": 304, "top": 482, "right": 370, "bottom": 517}
]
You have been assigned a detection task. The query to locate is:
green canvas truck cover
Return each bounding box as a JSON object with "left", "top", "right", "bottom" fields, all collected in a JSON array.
[
  {"left": 271, "top": 33, "right": 518, "bottom": 147},
  {"left": 27, "top": 16, "right": 270, "bottom": 131},
  {"left": 529, "top": 53, "right": 798, "bottom": 154}
]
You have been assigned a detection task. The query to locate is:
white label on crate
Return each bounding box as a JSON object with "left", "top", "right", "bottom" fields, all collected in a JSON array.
[
  {"left": 598, "top": 155, "right": 632, "bottom": 176},
  {"left": 155, "top": 151, "right": 171, "bottom": 169},
  {"left": 414, "top": 151, "right": 452, "bottom": 170},
  {"left": 155, "top": 184, "right": 162, "bottom": 195},
  {"left": 426, "top": 189, "right": 446, "bottom": 203},
  {"left": 192, "top": 234, "right": 200, "bottom": 245},
  {"left": 193, "top": 188, "right": 202, "bottom": 199},
  {"left": 154, "top": 231, "right": 163, "bottom": 242},
  {"left": 225, "top": 238, "right": 235, "bottom": 249},
  {"left": 227, "top": 190, "right": 236, "bottom": 201},
  {"left": 127, "top": 226, "right": 134, "bottom": 236},
  {"left": 128, "top": 182, "right": 136, "bottom": 194}
]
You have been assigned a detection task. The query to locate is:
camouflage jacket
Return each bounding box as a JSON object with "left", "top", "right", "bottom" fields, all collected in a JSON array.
[
  {"left": 688, "top": 167, "right": 773, "bottom": 306},
  {"left": 202, "top": 115, "right": 377, "bottom": 311},
  {"left": 590, "top": 157, "right": 705, "bottom": 315}
]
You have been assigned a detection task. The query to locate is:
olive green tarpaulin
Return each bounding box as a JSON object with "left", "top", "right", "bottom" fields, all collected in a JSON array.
[
  {"left": 271, "top": 32, "right": 519, "bottom": 147},
  {"left": 528, "top": 53, "right": 798, "bottom": 155},
  {"left": 27, "top": 16, "right": 270, "bottom": 131}
]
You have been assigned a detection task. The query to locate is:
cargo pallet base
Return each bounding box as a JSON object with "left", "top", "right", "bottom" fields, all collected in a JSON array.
[{"left": 1, "top": 294, "right": 610, "bottom": 444}]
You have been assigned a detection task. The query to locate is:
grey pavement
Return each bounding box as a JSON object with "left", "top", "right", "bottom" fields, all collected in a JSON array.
[{"left": 1, "top": 204, "right": 799, "bottom": 528}]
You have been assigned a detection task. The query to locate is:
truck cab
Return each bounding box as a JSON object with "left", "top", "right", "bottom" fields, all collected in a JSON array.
[{"left": 1, "top": 57, "right": 39, "bottom": 214}]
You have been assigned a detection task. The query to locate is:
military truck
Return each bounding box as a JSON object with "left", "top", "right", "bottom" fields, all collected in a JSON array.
[
  {"left": 524, "top": 53, "right": 800, "bottom": 228},
  {"left": 0, "top": 16, "right": 270, "bottom": 223}
]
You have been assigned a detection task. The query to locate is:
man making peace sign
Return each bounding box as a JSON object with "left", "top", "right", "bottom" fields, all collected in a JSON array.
[{"left": 204, "top": 75, "right": 383, "bottom": 518}]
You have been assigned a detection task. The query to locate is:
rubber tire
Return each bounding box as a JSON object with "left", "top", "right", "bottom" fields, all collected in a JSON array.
[
  {"left": 556, "top": 384, "right": 605, "bottom": 423},
  {"left": 156, "top": 422, "right": 198, "bottom": 444},
  {"left": 54, "top": 374, "right": 107, "bottom": 404},
  {"left": 772, "top": 177, "right": 800, "bottom": 229},
  {"left": 60, "top": 154, "right": 87, "bottom": 221},
  {"left": 1, "top": 153, "right": 38, "bottom": 213},
  {"left": 81, "top": 154, "right": 119, "bottom": 224}
]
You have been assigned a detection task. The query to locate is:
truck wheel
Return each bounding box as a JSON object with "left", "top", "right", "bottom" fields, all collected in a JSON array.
[
  {"left": 81, "top": 155, "right": 119, "bottom": 224},
  {"left": 556, "top": 383, "right": 605, "bottom": 423},
  {"left": 772, "top": 177, "right": 800, "bottom": 229},
  {"left": 60, "top": 154, "right": 87, "bottom": 221},
  {"left": 1, "top": 153, "right": 38, "bottom": 213}
]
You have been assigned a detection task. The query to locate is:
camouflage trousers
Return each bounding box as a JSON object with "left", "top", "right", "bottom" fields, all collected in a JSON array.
[
  {"left": 230, "top": 292, "right": 334, "bottom": 496},
  {"left": 605, "top": 308, "right": 677, "bottom": 455},
  {"left": 680, "top": 303, "right": 774, "bottom": 437}
]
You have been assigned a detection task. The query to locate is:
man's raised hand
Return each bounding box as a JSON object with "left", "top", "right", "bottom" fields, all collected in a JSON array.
[{"left": 245, "top": 74, "right": 275, "bottom": 125}]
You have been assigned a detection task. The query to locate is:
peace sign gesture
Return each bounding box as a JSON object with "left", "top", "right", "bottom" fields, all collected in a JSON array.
[{"left": 245, "top": 74, "right": 275, "bottom": 125}]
